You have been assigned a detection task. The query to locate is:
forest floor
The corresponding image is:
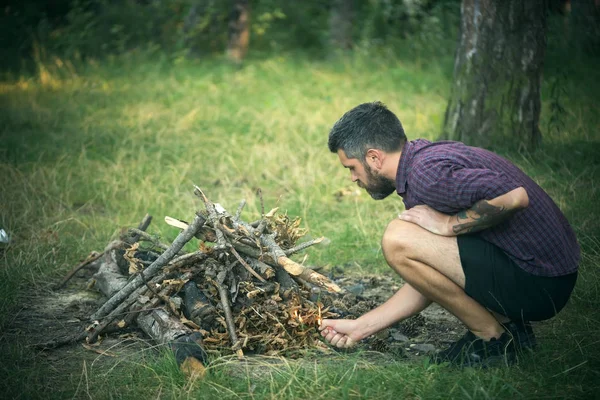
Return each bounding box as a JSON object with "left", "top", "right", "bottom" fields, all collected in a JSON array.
[
  {"left": 6, "top": 263, "right": 465, "bottom": 387},
  {"left": 1, "top": 50, "right": 599, "bottom": 399}
]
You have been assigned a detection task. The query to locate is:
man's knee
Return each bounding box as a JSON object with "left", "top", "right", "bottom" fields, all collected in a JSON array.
[{"left": 381, "top": 219, "right": 421, "bottom": 264}]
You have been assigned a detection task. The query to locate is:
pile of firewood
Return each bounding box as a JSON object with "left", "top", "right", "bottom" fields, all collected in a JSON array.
[{"left": 51, "top": 186, "right": 348, "bottom": 374}]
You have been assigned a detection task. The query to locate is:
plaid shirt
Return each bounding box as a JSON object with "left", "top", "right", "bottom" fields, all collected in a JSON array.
[{"left": 396, "top": 139, "right": 580, "bottom": 277}]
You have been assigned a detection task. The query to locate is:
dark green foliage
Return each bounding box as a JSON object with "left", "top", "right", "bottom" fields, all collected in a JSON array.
[{"left": 1, "top": 0, "right": 462, "bottom": 70}]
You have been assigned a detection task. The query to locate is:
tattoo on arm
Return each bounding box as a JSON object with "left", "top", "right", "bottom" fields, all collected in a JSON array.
[{"left": 452, "top": 200, "right": 515, "bottom": 234}]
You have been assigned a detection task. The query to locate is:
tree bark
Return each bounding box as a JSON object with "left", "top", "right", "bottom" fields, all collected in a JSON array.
[
  {"left": 329, "top": 0, "right": 354, "bottom": 50},
  {"left": 442, "top": 0, "right": 547, "bottom": 151},
  {"left": 227, "top": 0, "right": 250, "bottom": 64}
]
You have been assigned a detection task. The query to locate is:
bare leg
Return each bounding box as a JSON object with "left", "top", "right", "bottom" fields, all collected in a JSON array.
[{"left": 382, "top": 219, "right": 504, "bottom": 340}]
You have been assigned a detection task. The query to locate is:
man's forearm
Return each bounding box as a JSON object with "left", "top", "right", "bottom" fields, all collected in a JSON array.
[
  {"left": 353, "top": 283, "right": 431, "bottom": 340},
  {"left": 451, "top": 187, "right": 529, "bottom": 235}
]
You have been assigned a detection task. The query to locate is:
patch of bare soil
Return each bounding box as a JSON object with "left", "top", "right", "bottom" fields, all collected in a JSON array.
[
  {"left": 4, "top": 265, "right": 464, "bottom": 385},
  {"left": 1, "top": 268, "right": 154, "bottom": 398},
  {"left": 332, "top": 274, "right": 464, "bottom": 359}
]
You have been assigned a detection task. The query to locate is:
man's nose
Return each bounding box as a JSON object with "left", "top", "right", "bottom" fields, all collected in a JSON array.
[{"left": 351, "top": 173, "right": 358, "bottom": 182}]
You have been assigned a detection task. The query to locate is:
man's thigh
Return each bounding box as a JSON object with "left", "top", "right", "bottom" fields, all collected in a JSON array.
[{"left": 384, "top": 219, "right": 465, "bottom": 288}]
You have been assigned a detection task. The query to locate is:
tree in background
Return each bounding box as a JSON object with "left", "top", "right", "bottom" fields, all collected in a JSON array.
[
  {"left": 227, "top": 0, "right": 251, "bottom": 63},
  {"left": 329, "top": 0, "right": 355, "bottom": 50},
  {"left": 442, "top": 0, "right": 547, "bottom": 151}
]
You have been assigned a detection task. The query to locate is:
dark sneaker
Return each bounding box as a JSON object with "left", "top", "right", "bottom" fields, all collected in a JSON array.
[
  {"left": 503, "top": 320, "right": 537, "bottom": 350},
  {"left": 432, "top": 330, "right": 517, "bottom": 367}
]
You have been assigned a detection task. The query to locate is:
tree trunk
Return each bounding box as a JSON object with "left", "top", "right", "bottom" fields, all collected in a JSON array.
[
  {"left": 227, "top": 0, "right": 250, "bottom": 64},
  {"left": 329, "top": 0, "right": 354, "bottom": 50},
  {"left": 441, "top": 0, "right": 547, "bottom": 151}
]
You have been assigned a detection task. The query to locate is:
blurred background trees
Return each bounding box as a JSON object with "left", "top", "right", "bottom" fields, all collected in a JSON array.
[
  {"left": 1, "top": 0, "right": 598, "bottom": 150},
  {"left": 0, "top": 0, "right": 461, "bottom": 65}
]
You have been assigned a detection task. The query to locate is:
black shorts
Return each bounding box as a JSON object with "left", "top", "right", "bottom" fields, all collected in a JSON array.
[{"left": 457, "top": 234, "right": 577, "bottom": 322}]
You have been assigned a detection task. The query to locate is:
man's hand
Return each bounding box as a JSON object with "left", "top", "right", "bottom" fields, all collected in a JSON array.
[
  {"left": 399, "top": 205, "right": 454, "bottom": 236},
  {"left": 399, "top": 187, "right": 529, "bottom": 236},
  {"left": 319, "top": 319, "right": 361, "bottom": 348}
]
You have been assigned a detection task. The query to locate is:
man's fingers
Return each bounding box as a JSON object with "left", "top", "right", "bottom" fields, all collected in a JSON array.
[
  {"left": 320, "top": 326, "right": 337, "bottom": 336},
  {"left": 335, "top": 336, "right": 348, "bottom": 348},
  {"left": 324, "top": 330, "right": 339, "bottom": 342},
  {"left": 330, "top": 333, "right": 344, "bottom": 347},
  {"left": 319, "top": 319, "right": 337, "bottom": 332},
  {"left": 399, "top": 212, "right": 415, "bottom": 222}
]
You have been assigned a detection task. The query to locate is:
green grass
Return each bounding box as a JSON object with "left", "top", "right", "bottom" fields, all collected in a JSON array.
[{"left": 1, "top": 48, "right": 599, "bottom": 399}]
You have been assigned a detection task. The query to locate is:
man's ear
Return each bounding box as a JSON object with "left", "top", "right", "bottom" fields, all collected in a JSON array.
[{"left": 365, "top": 149, "right": 384, "bottom": 170}]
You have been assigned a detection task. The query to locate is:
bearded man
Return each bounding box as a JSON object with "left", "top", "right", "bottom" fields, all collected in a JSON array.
[{"left": 319, "top": 101, "right": 579, "bottom": 367}]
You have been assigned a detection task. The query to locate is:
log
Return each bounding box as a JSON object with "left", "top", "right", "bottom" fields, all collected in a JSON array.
[
  {"left": 92, "top": 243, "right": 129, "bottom": 298},
  {"left": 182, "top": 281, "right": 217, "bottom": 328},
  {"left": 91, "top": 214, "right": 206, "bottom": 321},
  {"left": 137, "top": 309, "right": 207, "bottom": 368},
  {"left": 91, "top": 253, "right": 208, "bottom": 369}
]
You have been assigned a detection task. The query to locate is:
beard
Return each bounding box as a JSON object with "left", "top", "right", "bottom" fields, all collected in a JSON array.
[{"left": 358, "top": 164, "right": 397, "bottom": 200}]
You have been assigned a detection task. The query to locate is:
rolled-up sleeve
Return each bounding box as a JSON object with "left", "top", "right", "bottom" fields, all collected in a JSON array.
[{"left": 410, "top": 158, "right": 522, "bottom": 214}]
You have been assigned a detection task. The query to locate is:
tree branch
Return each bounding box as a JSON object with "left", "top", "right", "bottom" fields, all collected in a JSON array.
[{"left": 91, "top": 214, "right": 205, "bottom": 321}]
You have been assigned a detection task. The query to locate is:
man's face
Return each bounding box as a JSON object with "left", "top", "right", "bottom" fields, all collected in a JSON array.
[{"left": 337, "top": 149, "right": 396, "bottom": 200}]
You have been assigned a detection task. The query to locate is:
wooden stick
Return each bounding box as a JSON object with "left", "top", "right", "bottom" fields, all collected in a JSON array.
[
  {"left": 215, "top": 279, "right": 241, "bottom": 351},
  {"left": 53, "top": 251, "right": 104, "bottom": 290},
  {"left": 166, "top": 251, "right": 207, "bottom": 271},
  {"left": 91, "top": 214, "right": 205, "bottom": 321},
  {"left": 233, "top": 220, "right": 342, "bottom": 293},
  {"left": 244, "top": 256, "right": 275, "bottom": 279},
  {"left": 284, "top": 237, "right": 325, "bottom": 256},
  {"left": 128, "top": 213, "right": 153, "bottom": 243},
  {"left": 234, "top": 199, "right": 246, "bottom": 222},
  {"left": 229, "top": 246, "right": 266, "bottom": 282},
  {"left": 193, "top": 185, "right": 228, "bottom": 250},
  {"left": 54, "top": 240, "right": 126, "bottom": 290},
  {"left": 255, "top": 188, "right": 269, "bottom": 234},
  {"left": 128, "top": 228, "right": 173, "bottom": 252}
]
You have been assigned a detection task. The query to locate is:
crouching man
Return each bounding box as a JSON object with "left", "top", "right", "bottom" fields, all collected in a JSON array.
[{"left": 320, "top": 102, "right": 579, "bottom": 367}]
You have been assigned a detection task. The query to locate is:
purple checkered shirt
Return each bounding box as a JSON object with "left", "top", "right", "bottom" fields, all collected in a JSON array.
[{"left": 396, "top": 139, "right": 580, "bottom": 277}]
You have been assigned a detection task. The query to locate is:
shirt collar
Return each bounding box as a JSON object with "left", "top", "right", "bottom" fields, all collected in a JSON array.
[{"left": 395, "top": 140, "right": 413, "bottom": 196}]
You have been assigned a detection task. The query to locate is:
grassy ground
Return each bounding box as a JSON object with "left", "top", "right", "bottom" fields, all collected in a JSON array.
[{"left": 1, "top": 47, "right": 599, "bottom": 399}]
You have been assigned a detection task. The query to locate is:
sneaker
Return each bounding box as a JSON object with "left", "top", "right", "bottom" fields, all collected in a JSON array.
[
  {"left": 432, "top": 330, "right": 517, "bottom": 367},
  {"left": 503, "top": 320, "right": 537, "bottom": 350}
]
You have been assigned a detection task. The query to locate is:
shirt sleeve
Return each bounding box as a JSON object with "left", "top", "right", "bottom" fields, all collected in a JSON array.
[{"left": 410, "top": 159, "right": 522, "bottom": 214}]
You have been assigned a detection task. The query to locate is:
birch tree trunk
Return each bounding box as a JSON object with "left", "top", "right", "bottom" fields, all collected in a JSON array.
[{"left": 442, "top": 0, "right": 547, "bottom": 150}]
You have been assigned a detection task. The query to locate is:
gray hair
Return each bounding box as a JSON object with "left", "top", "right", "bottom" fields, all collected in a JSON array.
[{"left": 328, "top": 101, "right": 407, "bottom": 162}]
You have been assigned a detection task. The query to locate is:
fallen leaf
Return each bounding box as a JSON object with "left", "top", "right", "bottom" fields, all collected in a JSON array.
[{"left": 180, "top": 357, "right": 206, "bottom": 380}]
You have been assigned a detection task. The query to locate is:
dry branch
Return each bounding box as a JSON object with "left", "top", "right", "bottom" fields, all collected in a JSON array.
[
  {"left": 215, "top": 278, "right": 241, "bottom": 350},
  {"left": 53, "top": 251, "right": 104, "bottom": 290},
  {"left": 91, "top": 214, "right": 205, "bottom": 321},
  {"left": 57, "top": 187, "right": 345, "bottom": 360},
  {"left": 285, "top": 237, "right": 325, "bottom": 256}
]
